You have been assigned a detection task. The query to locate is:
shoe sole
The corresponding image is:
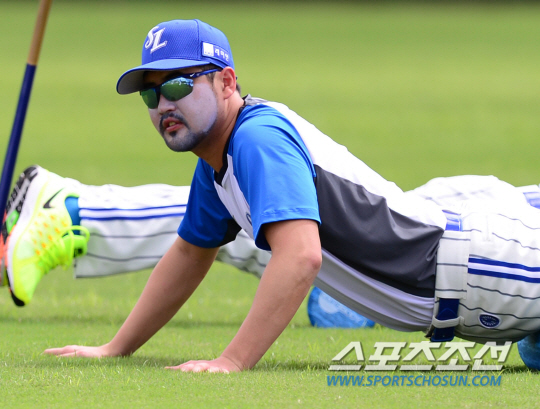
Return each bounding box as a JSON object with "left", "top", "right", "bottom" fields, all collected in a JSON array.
[
  {"left": 6, "top": 166, "right": 50, "bottom": 306},
  {"left": 1, "top": 166, "right": 40, "bottom": 287},
  {"left": 1, "top": 166, "right": 39, "bottom": 244}
]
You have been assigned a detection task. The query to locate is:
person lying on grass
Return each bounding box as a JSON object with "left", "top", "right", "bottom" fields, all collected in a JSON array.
[{"left": 18, "top": 19, "right": 540, "bottom": 372}]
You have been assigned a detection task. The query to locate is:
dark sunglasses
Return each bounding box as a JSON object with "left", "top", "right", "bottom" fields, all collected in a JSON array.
[{"left": 140, "top": 68, "right": 220, "bottom": 109}]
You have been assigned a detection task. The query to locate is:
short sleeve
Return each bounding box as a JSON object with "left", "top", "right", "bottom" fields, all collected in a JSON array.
[
  {"left": 232, "top": 112, "right": 320, "bottom": 250},
  {"left": 178, "top": 159, "right": 240, "bottom": 247}
]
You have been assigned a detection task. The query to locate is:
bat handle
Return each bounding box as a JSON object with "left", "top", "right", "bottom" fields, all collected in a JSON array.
[
  {"left": 0, "top": 64, "right": 37, "bottom": 219},
  {"left": 0, "top": 0, "right": 53, "bottom": 219}
]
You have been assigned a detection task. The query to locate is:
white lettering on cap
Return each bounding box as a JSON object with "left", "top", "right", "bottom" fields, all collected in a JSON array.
[
  {"left": 145, "top": 26, "right": 167, "bottom": 53},
  {"left": 202, "top": 42, "right": 229, "bottom": 63}
]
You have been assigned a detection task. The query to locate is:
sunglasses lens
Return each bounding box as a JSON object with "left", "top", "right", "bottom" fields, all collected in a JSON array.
[
  {"left": 140, "top": 89, "right": 158, "bottom": 109},
  {"left": 161, "top": 77, "right": 193, "bottom": 102},
  {"left": 140, "top": 77, "right": 194, "bottom": 108}
]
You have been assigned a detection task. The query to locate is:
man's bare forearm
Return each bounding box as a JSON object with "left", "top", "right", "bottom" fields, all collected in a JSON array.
[
  {"left": 220, "top": 220, "right": 322, "bottom": 369},
  {"left": 107, "top": 237, "right": 218, "bottom": 356}
]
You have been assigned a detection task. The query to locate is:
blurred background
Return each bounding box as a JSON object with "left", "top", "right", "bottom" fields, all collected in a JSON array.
[
  {"left": 2, "top": 0, "right": 539, "bottom": 193},
  {"left": 1, "top": 3, "right": 539, "bottom": 405}
]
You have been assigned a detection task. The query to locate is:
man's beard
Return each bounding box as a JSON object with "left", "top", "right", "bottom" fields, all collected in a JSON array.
[{"left": 159, "top": 112, "right": 211, "bottom": 152}]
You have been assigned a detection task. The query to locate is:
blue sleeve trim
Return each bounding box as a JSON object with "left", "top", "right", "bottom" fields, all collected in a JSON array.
[{"left": 255, "top": 209, "right": 321, "bottom": 250}]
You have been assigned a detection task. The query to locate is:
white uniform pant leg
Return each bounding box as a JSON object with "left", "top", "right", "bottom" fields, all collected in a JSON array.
[
  {"left": 74, "top": 183, "right": 270, "bottom": 279},
  {"left": 74, "top": 184, "right": 189, "bottom": 277},
  {"left": 215, "top": 231, "right": 270, "bottom": 279},
  {"left": 435, "top": 199, "right": 540, "bottom": 343},
  {"left": 405, "top": 175, "right": 530, "bottom": 209}
]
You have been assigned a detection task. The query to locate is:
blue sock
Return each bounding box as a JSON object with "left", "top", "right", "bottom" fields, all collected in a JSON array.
[{"left": 64, "top": 196, "right": 81, "bottom": 226}]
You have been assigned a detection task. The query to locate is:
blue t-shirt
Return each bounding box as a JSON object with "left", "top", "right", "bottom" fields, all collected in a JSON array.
[
  {"left": 178, "top": 101, "right": 320, "bottom": 250},
  {"left": 177, "top": 97, "right": 448, "bottom": 330}
]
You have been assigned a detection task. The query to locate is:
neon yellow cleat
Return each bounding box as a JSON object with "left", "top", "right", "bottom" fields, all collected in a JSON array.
[{"left": 3, "top": 166, "right": 89, "bottom": 306}]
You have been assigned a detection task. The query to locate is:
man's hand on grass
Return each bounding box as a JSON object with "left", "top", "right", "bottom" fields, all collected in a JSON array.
[
  {"left": 43, "top": 344, "right": 116, "bottom": 358},
  {"left": 44, "top": 346, "right": 241, "bottom": 373},
  {"left": 166, "top": 356, "right": 242, "bottom": 373}
]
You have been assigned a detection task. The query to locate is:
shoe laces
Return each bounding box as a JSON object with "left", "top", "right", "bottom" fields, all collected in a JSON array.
[{"left": 37, "top": 226, "right": 90, "bottom": 274}]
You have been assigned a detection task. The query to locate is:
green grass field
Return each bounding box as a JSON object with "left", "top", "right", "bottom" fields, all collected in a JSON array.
[{"left": 1, "top": 1, "right": 540, "bottom": 408}]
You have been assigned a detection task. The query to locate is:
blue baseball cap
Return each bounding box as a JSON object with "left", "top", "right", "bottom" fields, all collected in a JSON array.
[{"left": 117, "top": 19, "right": 234, "bottom": 94}]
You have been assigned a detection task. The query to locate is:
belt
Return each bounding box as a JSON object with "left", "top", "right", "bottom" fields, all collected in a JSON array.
[
  {"left": 430, "top": 298, "right": 460, "bottom": 342},
  {"left": 429, "top": 211, "right": 463, "bottom": 342}
]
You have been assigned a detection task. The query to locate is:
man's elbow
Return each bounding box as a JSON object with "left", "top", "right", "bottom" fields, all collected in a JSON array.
[
  {"left": 306, "top": 249, "right": 323, "bottom": 273},
  {"left": 294, "top": 248, "right": 322, "bottom": 283}
]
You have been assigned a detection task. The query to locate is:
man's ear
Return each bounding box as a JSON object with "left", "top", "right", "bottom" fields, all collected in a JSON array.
[{"left": 220, "top": 67, "right": 237, "bottom": 99}]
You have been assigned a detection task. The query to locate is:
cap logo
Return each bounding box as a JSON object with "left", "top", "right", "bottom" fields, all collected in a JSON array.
[
  {"left": 145, "top": 26, "right": 167, "bottom": 54},
  {"left": 202, "top": 42, "right": 230, "bottom": 64}
]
